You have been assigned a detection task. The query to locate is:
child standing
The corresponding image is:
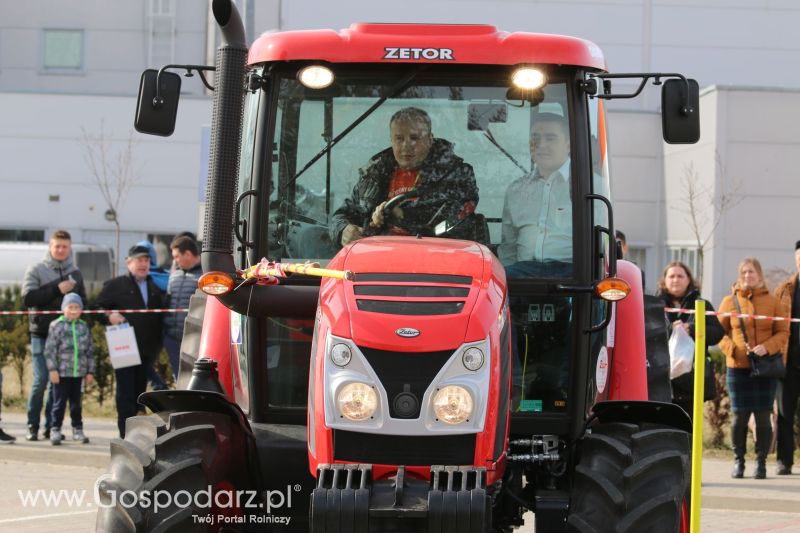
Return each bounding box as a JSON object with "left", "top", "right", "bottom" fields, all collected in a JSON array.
[{"left": 45, "top": 293, "right": 95, "bottom": 445}]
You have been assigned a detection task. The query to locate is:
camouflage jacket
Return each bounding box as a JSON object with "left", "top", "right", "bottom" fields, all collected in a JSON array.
[
  {"left": 44, "top": 316, "right": 95, "bottom": 377},
  {"left": 329, "top": 138, "right": 479, "bottom": 245}
]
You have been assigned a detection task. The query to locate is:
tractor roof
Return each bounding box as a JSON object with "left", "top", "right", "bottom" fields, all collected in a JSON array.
[{"left": 248, "top": 23, "right": 607, "bottom": 70}]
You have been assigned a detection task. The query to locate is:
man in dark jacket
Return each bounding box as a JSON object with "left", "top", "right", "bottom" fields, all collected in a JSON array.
[
  {"left": 94, "top": 244, "right": 164, "bottom": 437},
  {"left": 21, "top": 229, "right": 86, "bottom": 441},
  {"left": 329, "top": 107, "right": 479, "bottom": 247},
  {"left": 163, "top": 235, "right": 202, "bottom": 381},
  {"left": 774, "top": 240, "right": 800, "bottom": 475}
]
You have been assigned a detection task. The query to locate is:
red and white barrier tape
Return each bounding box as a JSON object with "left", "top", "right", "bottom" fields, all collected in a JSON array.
[
  {"left": 664, "top": 307, "right": 800, "bottom": 323},
  {"left": 0, "top": 308, "right": 189, "bottom": 316}
]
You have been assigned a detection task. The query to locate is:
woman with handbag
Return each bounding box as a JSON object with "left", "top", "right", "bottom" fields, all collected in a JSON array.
[
  {"left": 718, "top": 257, "right": 789, "bottom": 479},
  {"left": 657, "top": 261, "right": 724, "bottom": 421}
]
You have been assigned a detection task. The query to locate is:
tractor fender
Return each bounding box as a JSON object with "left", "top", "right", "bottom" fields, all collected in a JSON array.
[
  {"left": 591, "top": 399, "right": 692, "bottom": 434},
  {"left": 138, "top": 389, "right": 262, "bottom": 484}
]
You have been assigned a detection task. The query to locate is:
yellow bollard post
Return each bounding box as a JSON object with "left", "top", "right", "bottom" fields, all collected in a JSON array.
[{"left": 690, "top": 298, "right": 705, "bottom": 532}]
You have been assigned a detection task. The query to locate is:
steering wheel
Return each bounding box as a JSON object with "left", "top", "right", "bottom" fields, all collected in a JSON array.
[{"left": 362, "top": 189, "right": 423, "bottom": 236}]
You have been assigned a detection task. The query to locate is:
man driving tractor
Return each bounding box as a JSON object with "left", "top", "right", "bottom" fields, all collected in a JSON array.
[{"left": 329, "top": 106, "right": 479, "bottom": 246}]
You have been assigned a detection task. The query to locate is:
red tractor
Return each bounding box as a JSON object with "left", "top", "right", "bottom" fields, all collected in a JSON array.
[{"left": 96, "top": 1, "right": 700, "bottom": 531}]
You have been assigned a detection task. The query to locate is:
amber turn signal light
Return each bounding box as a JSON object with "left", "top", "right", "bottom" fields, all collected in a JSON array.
[
  {"left": 595, "top": 277, "right": 631, "bottom": 302},
  {"left": 198, "top": 272, "right": 235, "bottom": 296}
]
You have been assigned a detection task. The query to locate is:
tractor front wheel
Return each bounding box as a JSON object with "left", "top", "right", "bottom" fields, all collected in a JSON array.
[
  {"left": 95, "top": 411, "right": 256, "bottom": 533},
  {"left": 567, "top": 421, "right": 690, "bottom": 533}
]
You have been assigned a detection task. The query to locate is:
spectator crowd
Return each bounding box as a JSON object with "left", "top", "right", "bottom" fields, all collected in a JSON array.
[
  {"left": 0, "top": 230, "right": 202, "bottom": 443},
  {"left": 617, "top": 231, "right": 800, "bottom": 481}
]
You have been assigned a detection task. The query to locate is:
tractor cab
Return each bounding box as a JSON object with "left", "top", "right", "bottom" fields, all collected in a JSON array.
[{"left": 105, "top": 2, "right": 699, "bottom": 532}]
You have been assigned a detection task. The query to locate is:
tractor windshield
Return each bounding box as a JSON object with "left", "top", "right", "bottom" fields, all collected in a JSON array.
[{"left": 264, "top": 65, "right": 574, "bottom": 279}]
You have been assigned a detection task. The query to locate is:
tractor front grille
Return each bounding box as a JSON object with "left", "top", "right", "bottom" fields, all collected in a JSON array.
[
  {"left": 355, "top": 300, "right": 464, "bottom": 315},
  {"left": 352, "top": 273, "right": 471, "bottom": 316},
  {"left": 332, "top": 430, "right": 476, "bottom": 466},
  {"left": 359, "top": 346, "right": 453, "bottom": 419}
]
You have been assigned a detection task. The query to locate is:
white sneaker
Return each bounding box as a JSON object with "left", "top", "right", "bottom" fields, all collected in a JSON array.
[
  {"left": 50, "top": 428, "right": 62, "bottom": 446},
  {"left": 72, "top": 428, "right": 89, "bottom": 444}
]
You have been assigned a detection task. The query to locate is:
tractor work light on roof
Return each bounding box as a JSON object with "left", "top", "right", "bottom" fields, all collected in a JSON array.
[
  {"left": 298, "top": 65, "right": 335, "bottom": 89},
  {"left": 595, "top": 277, "right": 631, "bottom": 302},
  {"left": 198, "top": 272, "right": 235, "bottom": 296},
  {"left": 511, "top": 67, "right": 546, "bottom": 90}
]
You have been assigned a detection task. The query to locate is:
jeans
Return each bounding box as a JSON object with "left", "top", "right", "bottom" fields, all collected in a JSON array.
[
  {"left": 26, "top": 336, "right": 53, "bottom": 431},
  {"left": 51, "top": 377, "right": 83, "bottom": 430},
  {"left": 163, "top": 333, "right": 181, "bottom": 381},
  {"left": 147, "top": 364, "right": 167, "bottom": 391}
]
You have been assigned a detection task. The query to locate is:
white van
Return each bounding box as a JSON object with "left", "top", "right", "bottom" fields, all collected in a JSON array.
[{"left": 0, "top": 242, "right": 113, "bottom": 293}]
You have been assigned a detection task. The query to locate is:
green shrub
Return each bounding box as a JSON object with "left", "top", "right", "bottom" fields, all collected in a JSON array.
[{"left": 705, "top": 346, "right": 731, "bottom": 448}]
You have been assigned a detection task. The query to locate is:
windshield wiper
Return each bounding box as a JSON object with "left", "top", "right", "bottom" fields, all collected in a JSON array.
[
  {"left": 483, "top": 129, "right": 528, "bottom": 174},
  {"left": 283, "top": 67, "right": 426, "bottom": 190}
]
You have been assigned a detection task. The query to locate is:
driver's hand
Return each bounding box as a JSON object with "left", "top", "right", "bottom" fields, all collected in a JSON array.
[
  {"left": 371, "top": 201, "right": 403, "bottom": 228},
  {"left": 341, "top": 224, "right": 364, "bottom": 246}
]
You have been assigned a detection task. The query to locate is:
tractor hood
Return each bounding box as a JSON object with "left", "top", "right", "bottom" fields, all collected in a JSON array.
[{"left": 328, "top": 236, "right": 502, "bottom": 352}]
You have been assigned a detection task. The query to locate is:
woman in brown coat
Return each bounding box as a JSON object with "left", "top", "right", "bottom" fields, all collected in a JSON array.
[{"left": 718, "top": 257, "right": 789, "bottom": 480}]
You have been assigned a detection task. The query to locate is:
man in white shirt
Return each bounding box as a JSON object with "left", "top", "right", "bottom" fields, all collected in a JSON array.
[{"left": 498, "top": 112, "right": 572, "bottom": 277}]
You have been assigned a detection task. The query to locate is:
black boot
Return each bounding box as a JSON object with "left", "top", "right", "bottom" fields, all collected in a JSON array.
[
  {"left": 754, "top": 422, "right": 772, "bottom": 480},
  {"left": 731, "top": 412, "right": 748, "bottom": 479},
  {"left": 732, "top": 458, "right": 745, "bottom": 479},
  {"left": 754, "top": 458, "right": 767, "bottom": 479}
]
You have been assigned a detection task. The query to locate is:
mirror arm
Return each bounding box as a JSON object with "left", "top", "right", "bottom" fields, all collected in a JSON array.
[
  {"left": 154, "top": 64, "right": 217, "bottom": 106},
  {"left": 588, "top": 72, "right": 694, "bottom": 115}
]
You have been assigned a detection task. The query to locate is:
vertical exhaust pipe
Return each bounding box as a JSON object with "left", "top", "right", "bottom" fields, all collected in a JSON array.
[
  {"left": 203, "top": 0, "right": 246, "bottom": 270},
  {"left": 200, "top": 0, "right": 320, "bottom": 319}
]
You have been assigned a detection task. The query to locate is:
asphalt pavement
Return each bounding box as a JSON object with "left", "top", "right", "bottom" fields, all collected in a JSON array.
[{"left": 2, "top": 410, "right": 800, "bottom": 532}]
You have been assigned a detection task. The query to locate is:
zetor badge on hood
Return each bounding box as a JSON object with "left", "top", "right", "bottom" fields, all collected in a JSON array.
[
  {"left": 383, "top": 47, "right": 454, "bottom": 60},
  {"left": 395, "top": 327, "right": 421, "bottom": 338}
]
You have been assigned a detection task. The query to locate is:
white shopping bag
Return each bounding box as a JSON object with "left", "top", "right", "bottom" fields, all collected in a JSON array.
[
  {"left": 105, "top": 324, "right": 141, "bottom": 369},
  {"left": 668, "top": 325, "right": 695, "bottom": 379}
]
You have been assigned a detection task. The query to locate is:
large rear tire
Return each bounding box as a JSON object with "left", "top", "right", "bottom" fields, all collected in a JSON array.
[
  {"left": 95, "top": 411, "right": 256, "bottom": 533},
  {"left": 567, "top": 422, "right": 690, "bottom": 533}
]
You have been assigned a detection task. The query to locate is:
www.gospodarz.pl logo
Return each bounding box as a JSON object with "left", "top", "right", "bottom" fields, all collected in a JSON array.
[{"left": 19, "top": 478, "right": 301, "bottom": 527}]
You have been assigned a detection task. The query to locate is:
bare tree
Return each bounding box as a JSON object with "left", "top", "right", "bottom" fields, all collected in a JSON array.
[
  {"left": 674, "top": 157, "right": 742, "bottom": 283},
  {"left": 81, "top": 122, "right": 139, "bottom": 274}
]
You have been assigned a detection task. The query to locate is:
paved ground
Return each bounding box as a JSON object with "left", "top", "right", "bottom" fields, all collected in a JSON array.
[{"left": 2, "top": 411, "right": 800, "bottom": 532}]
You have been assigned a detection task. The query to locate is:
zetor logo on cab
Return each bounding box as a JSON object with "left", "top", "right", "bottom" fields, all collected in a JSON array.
[{"left": 383, "top": 47, "right": 454, "bottom": 60}]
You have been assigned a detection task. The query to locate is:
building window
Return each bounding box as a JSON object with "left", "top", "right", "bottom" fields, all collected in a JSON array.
[
  {"left": 150, "top": 0, "right": 175, "bottom": 16},
  {"left": 667, "top": 246, "right": 700, "bottom": 277},
  {"left": 42, "top": 29, "right": 84, "bottom": 70},
  {"left": 0, "top": 229, "right": 46, "bottom": 242},
  {"left": 147, "top": 233, "right": 178, "bottom": 269},
  {"left": 627, "top": 246, "right": 647, "bottom": 276}
]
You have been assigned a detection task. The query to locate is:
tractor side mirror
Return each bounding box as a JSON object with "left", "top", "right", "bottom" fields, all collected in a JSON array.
[
  {"left": 134, "top": 69, "right": 182, "bottom": 137},
  {"left": 661, "top": 78, "right": 700, "bottom": 144}
]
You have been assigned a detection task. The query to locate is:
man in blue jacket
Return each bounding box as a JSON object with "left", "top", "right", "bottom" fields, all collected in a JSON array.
[{"left": 163, "top": 235, "right": 202, "bottom": 381}]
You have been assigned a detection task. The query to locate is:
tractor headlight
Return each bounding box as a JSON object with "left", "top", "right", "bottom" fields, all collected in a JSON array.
[
  {"left": 330, "top": 343, "right": 352, "bottom": 367},
  {"left": 337, "top": 382, "right": 378, "bottom": 421},
  {"left": 462, "top": 347, "right": 484, "bottom": 371},
  {"left": 432, "top": 385, "right": 473, "bottom": 424}
]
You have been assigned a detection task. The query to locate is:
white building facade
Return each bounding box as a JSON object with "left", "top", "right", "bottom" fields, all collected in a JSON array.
[{"left": 1, "top": 0, "right": 798, "bottom": 300}]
